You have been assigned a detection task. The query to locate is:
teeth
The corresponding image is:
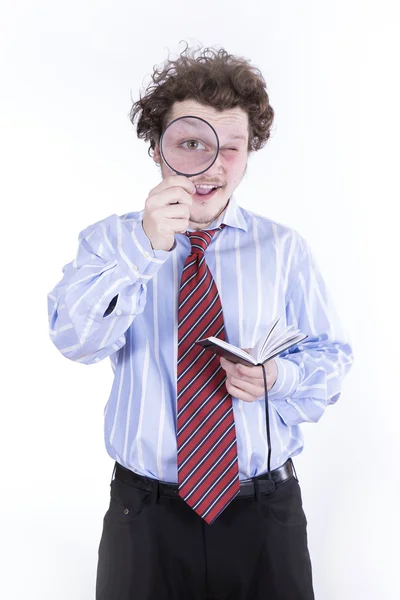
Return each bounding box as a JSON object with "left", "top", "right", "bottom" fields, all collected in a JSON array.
[{"left": 195, "top": 184, "right": 218, "bottom": 189}]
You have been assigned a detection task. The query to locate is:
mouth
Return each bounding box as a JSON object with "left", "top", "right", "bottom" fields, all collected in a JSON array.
[{"left": 194, "top": 183, "right": 223, "bottom": 201}]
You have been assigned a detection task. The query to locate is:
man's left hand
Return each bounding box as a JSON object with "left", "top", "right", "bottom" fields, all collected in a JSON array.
[{"left": 219, "top": 351, "right": 278, "bottom": 403}]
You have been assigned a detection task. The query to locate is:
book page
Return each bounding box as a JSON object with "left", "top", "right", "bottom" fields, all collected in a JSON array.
[
  {"left": 261, "top": 333, "right": 308, "bottom": 362},
  {"left": 260, "top": 328, "right": 299, "bottom": 361},
  {"left": 252, "top": 316, "right": 281, "bottom": 360}
]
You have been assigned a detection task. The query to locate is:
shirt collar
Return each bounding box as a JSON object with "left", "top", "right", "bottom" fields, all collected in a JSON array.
[{"left": 187, "top": 193, "right": 248, "bottom": 233}]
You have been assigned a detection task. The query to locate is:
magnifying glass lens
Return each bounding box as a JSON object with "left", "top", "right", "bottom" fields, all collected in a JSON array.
[{"left": 160, "top": 117, "right": 219, "bottom": 176}]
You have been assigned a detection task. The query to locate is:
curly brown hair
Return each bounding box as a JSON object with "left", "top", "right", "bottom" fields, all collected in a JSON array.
[{"left": 129, "top": 43, "right": 275, "bottom": 157}]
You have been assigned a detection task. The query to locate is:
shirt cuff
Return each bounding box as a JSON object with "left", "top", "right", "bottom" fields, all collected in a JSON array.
[
  {"left": 136, "top": 221, "right": 177, "bottom": 259},
  {"left": 267, "top": 356, "right": 300, "bottom": 399}
]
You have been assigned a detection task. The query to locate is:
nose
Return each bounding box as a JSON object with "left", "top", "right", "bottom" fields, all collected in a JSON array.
[{"left": 203, "top": 151, "right": 224, "bottom": 178}]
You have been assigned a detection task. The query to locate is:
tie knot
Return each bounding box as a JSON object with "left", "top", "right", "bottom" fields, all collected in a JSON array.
[{"left": 186, "top": 224, "right": 226, "bottom": 255}]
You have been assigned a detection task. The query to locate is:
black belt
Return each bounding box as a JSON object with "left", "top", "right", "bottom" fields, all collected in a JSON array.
[{"left": 114, "top": 457, "right": 295, "bottom": 499}]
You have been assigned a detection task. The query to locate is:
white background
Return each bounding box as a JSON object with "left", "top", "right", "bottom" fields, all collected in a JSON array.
[{"left": 1, "top": 1, "right": 399, "bottom": 598}]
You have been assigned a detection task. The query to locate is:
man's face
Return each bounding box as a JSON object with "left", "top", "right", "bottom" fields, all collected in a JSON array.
[{"left": 153, "top": 99, "right": 250, "bottom": 229}]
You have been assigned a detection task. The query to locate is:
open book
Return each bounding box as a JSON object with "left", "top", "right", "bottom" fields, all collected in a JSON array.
[{"left": 195, "top": 316, "right": 308, "bottom": 366}]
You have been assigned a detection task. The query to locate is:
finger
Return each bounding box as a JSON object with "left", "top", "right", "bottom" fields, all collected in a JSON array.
[
  {"left": 170, "top": 218, "right": 192, "bottom": 234},
  {"left": 149, "top": 187, "right": 194, "bottom": 208},
  {"left": 149, "top": 175, "right": 196, "bottom": 197},
  {"left": 235, "top": 362, "right": 264, "bottom": 379},
  {"left": 225, "top": 380, "right": 258, "bottom": 403},
  {"left": 161, "top": 203, "right": 190, "bottom": 219},
  {"left": 219, "top": 356, "right": 238, "bottom": 374},
  {"left": 220, "top": 356, "right": 263, "bottom": 380},
  {"left": 226, "top": 375, "right": 264, "bottom": 397}
]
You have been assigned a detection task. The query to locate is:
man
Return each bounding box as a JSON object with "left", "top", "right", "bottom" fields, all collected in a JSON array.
[{"left": 47, "top": 45, "right": 353, "bottom": 600}]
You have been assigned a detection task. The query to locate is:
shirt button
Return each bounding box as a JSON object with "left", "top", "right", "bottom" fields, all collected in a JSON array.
[
  {"left": 124, "top": 508, "right": 129, "bottom": 515},
  {"left": 143, "top": 251, "right": 150, "bottom": 258},
  {"left": 116, "top": 309, "right": 122, "bottom": 316},
  {"left": 132, "top": 264, "right": 138, "bottom": 271}
]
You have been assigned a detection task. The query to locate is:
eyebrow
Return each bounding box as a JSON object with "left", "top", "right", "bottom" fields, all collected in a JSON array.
[
  {"left": 168, "top": 117, "right": 205, "bottom": 130},
  {"left": 229, "top": 135, "right": 247, "bottom": 141},
  {"left": 220, "top": 134, "right": 247, "bottom": 144},
  {"left": 182, "top": 128, "right": 247, "bottom": 142},
  {"left": 167, "top": 118, "right": 248, "bottom": 142}
]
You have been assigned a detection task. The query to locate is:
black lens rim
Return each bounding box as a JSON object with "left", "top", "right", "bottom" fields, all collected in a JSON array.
[{"left": 159, "top": 115, "right": 220, "bottom": 177}]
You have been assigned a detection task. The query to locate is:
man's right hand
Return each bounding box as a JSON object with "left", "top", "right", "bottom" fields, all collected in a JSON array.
[{"left": 142, "top": 176, "right": 196, "bottom": 252}]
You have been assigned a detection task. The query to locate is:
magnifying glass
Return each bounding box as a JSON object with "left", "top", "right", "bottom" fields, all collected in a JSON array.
[{"left": 160, "top": 115, "right": 220, "bottom": 177}]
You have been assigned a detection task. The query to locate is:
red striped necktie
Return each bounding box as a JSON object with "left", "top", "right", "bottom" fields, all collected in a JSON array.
[{"left": 176, "top": 224, "right": 240, "bottom": 525}]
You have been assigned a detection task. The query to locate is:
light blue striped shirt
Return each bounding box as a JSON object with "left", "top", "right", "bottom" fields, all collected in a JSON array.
[{"left": 47, "top": 193, "right": 353, "bottom": 482}]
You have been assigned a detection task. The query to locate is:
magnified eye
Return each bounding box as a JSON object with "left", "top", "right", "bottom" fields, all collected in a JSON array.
[{"left": 181, "top": 139, "right": 206, "bottom": 151}]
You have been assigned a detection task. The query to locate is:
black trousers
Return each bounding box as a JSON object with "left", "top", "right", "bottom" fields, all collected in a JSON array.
[{"left": 95, "top": 463, "right": 314, "bottom": 600}]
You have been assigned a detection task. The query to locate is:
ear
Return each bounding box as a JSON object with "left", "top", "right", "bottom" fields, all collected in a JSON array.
[{"left": 153, "top": 143, "right": 161, "bottom": 166}]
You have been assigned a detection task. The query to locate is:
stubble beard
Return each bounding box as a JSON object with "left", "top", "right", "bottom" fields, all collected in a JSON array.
[{"left": 189, "top": 197, "right": 230, "bottom": 229}]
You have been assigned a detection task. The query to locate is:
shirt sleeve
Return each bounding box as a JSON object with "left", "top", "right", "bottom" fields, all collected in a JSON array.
[
  {"left": 47, "top": 214, "right": 173, "bottom": 365},
  {"left": 267, "top": 237, "right": 354, "bottom": 426}
]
